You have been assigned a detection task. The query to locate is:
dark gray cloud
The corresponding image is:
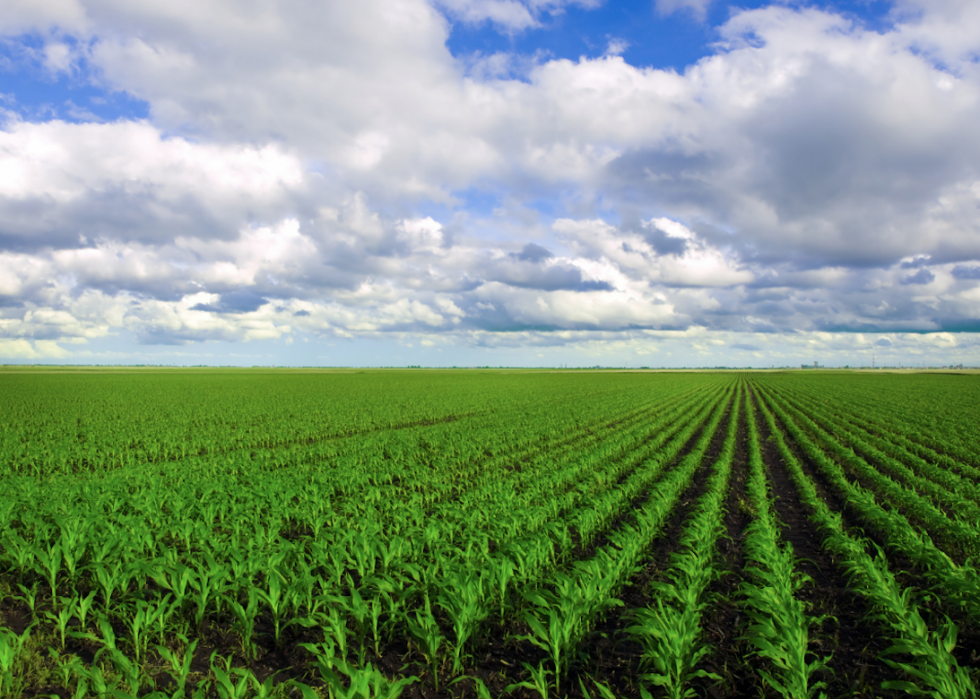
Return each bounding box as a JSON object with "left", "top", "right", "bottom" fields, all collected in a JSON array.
[
  {"left": 901, "top": 256, "right": 932, "bottom": 269},
  {"left": 901, "top": 268, "right": 935, "bottom": 285},
  {"left": 641, "top": 226, "right": 689, "bottom": 257},
  {"left": 952, "top": 265, "right": 980, "bottom": 280},
  {"left": 191, "top": 291, "right": 268, "bottom": 313},
  {"left": 485, "top": 260, "right": 613, "bottom": 292},
  {"left": 512, "top": 243, "right": 553, "bottom": 262}
]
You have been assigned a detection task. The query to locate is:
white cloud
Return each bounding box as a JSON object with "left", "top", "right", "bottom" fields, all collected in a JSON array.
[
  {"left": 0, "top": 0, "right": 88, "bottom": 35},
  {"left": 0, "top": 338, "right": 68, "bottom": 359},
  {"left": 655, "top": 0, "right": 713, "bottom": 22},
  {"left": 397, "top": 217, "right": 445, "bottom": 251},
  {"left": 42, "top": 41, "right": 76, "bottom": 73},
  {"left": 1, "top": 1, "right": 980, "bottom": 358},
  {"left": 0, "top": 118, "right": 305, "bottom": 247}
]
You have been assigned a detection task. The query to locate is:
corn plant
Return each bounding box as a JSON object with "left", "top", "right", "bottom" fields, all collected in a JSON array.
[
  {"left": 209, "top": 652, "right": 253, "bottom": 699},
  {"left": 302, "top": 657, "right": 419, "bottom": 699},
  {"left": 226, "top": 588, "right": 261, "bottom": 661},
  {"left": 520, "top": 564, "right": 624, "bottom": 695},
  {"left": 66, "top": 658, "right": 126, "bottom": 699},
  {"left": 506, "top": 660, "right": 552, "bottom": 699},
  {"left": 436, "top": 568, "right": 489, "bottom": 673},
  {"left": 13, "top": 582, "right": 40, "bottom": 619},
  {"left": 404, "top": 596, "right": 446, "bottom": 690},
  {"left": 155, "top": 638, "right": 198, "bottom": 695},
  {"left": 0, "top": 625, "right": 33, "bottom": 698},
  {"left": 44, "top": 597, "right": 76, "bottom": 651}
]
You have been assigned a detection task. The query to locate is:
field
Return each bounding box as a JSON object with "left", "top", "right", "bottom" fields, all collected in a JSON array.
[{"left": 1, "top": 368, "right": 979, "bottom": 699}]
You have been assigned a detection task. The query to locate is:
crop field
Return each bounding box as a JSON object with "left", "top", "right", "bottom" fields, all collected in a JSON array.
[{"left": 1, "top": 368, "right": 979, "bottom": 699}]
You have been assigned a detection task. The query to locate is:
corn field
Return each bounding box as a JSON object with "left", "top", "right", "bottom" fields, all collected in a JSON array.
[{"left": 1, "top": 368, "right": 979, "bottom": 698}]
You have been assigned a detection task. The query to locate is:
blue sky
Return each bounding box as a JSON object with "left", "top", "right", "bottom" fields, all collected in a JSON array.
[
  {"left": 446, "top": 0, "right": 895, "bottom": 72},
  {"left": 1, "top": 0, "right": 979, "bottom": 367}
]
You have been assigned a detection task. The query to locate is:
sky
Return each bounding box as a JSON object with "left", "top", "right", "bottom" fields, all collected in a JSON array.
[{"left": 1, "top": 0, "right": 979, "bottom": 367}]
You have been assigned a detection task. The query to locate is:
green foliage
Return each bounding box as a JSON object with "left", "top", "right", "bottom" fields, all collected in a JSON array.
[{"left": 1, "top": 369, "right": 978, "bottom": 695}]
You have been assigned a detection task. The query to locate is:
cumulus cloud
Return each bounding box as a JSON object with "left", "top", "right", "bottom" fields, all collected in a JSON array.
[
  {"left": 1, "top": 0, "right": 980, "bottom": 360},
  {"left": 0, "top": 119, "right": 304, "bottom": 250}
]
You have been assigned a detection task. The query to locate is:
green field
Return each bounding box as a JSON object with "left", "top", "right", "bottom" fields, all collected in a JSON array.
[{"left": 1, "top": 369, "right": 979, "bottom": 698}]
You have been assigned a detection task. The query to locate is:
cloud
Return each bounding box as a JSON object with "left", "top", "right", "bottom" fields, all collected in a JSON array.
[
  {"left": 0, "top": 119, "right": 304, "bottom": 250},
  {"left": 190, "top": 290, "right": 268, "bottom": 314},
  {"left": 512, "top": 243, "right": 553, "bottom": 262},
  {"left": 952, "top": 265, "right": 980, "bottom": 279},
  {"left": 655, "top": 0, "right": 713, "bottom": 22},
  {"left": 1, "top": 1, "right": 980, "bottom": 357},
  {"left": 901, "top": 268, "right": 936, "bottom": 285},
  {"left": 0, "top": 338, "right": 71, "bottom": 359}
]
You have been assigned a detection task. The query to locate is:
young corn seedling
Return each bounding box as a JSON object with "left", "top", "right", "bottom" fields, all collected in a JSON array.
[
  {"left": 405, "top": 596, "right": 446, "bottom": 690},
  {"left": 124, "top": 599, "right": 156, "bottom": 663},
  {"left": 147, "top": 593, "right": 183, "bottom": 646},
  {"left": 94, "top": 561, "right": 129, "bottom": 613},
  {"left": 255, "top": 569, "right": 288, "bottom": 645},
  {"left": 520, "top": 564, "right": 623, "bottom": 696},
  {"left": 34, "top": 541, "right": 63, "bottom": 602},
  {"left": 155, "top": 638, "right": 198, "bottom": 696},
  {"left": 303, "top": 603, "right": 351, "bottom": 660},
  {"left": 494, "top": 557, "right": 516, "bottom": 623},
  {"left": 578, "top": 676, "right": 621, "bottom": 699},
  {"left": 149, "top": 560, "right": 197, "bottom": 605},
  {"left": 0, "top": 625, "right": 34, "bottom": 698},
  {"left": 57, "top": 517, "right": 90, "bottom": 582},
  {"left": 44, "top": 596, "right": 77, "bottom": 651},
  {"left": 226, "top": 588, "right": 261, "bottom": 661},
  {"left": 740, "top": 579, "right": 830, "bottom": 699},
  {"left": 627, "top": 593, "right": 719, "bottom": 699},
  {"left": 245, "top": 668, "right": 283, "bottom": 699},
  {"left": 209, "top": 652, "right": 253, "bottom": 699},
  {"left": 337, "top": 582, "right": 376, "bottom": 663},
  {"left": 2, "top": 531, "right": 37, "bottom": 579},
  {"left": 436, "top": 570, "right": 489, "bottom": 673},
  {"left": 75, "top": 589, "right": 98, "bottom": 630},
  {"left": 306, "top": 658, "right": 419, "bottom": 699},
  {"left": 13, "top": 582, "right": 40, "bottom": 619},
  {"left": 102, "top": 646, "right": 150, "bottom": 697},
  {"left": 66, "top": 657, "right": 125, "bottom": 699},
  {"left": 190, "top": 557, "right": 229, "bottom": 628},
  {"left": 505, "top": 660, "right": 552, "bottom": 699}
]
